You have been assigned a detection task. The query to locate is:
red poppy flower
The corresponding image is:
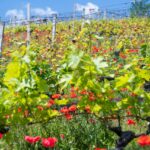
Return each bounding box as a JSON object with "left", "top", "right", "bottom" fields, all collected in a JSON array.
[
  {"left": 126, "top": 111, "right": 132, "bottom": 116},
  {"left": 127, "top": 119, "right": 136, "bottom": 125},
  {"left": 88, "top": 92, "right": 94, "bottom": 96},
  {"left": 70, "top": 86, "right": 78, "bottom": 92},
  {"left": 37, "top": 105, "right": 44, "bottom": 111},
  {"left": 70, "top": 92, "right": 77, "bottom": 98},
  {"left": 60, "top": 134, "right": 65, "bottom": 139},
  {"left": 52, "top": 94, "right": 61, "bottom": 99},
  {"left": 68, "top": 105, "right": 77, "bottom": 112},
  {"left": 70, "top": 86, "right": 75, "bottom": 92},
  {"left": 85, "top": 106, "right": 91, "bottom": 113},
  {"left": 88, "top": 92, "right": 96, "bottom": 101},
  {"left": 95, "top": 148, "right": 107, "bottom": 150},
  {"left": 120, "top": 88, "right": 128, "bottom": 92},
  {"left": 89, "top": 96, "right": 96, "bottom": 101},
  {"left": 25, "top": 136, "right": 41, "bottom": 144},
  {"left": 5, "top": 115, "right": 11, "bottom": 119},
  {"left": 118, "top": 64, "right": 123, "bottom": 68},
  {"left": 113, "top": 58, "right": 117, "bottom": 62},
  {"left": 18, "top": 107, "right": 22, "bottom": 113},
  {"left": 88, "top": 118, "right": 96, "bottom": 124},
  {"left": 63, "top": 94, "right": 69, "bottom": 98},
  {"left": 137, "top": 135, "right": 150, "bottom": 146},
  {"left": 60, "top": 107, "right": 69, "bottom": 114},
  {"left": 128, "top": 106, "right": 133, "bottom": 109},
  {"left": 49, "top": 99, "right": 55, "bottom": 105},
  {"left": 42, "top": 137, "right": 58, "bottom": 148},
  {"left": 47, "top": 103, "right": 51, "bottom": 108},
  {"left": 119, "top": 52, "right": 127, "bottom": 59},
  {"left": 80, "top": 89, "right": 88, "bottom": 95},
  {"left": 74, "top": 87, "right": 79, "bottom": 91},
  {"left": 24, "top": 110, "right": 29, "bottom": 117},
  {"left": 78, "top": 96, "right": 82, "bottom": 100},
  {"left": 128, "top": 49, "right": 138, "bottom": 53},
  {"left": 0, "top": 133, "right": 3, "bottom": 139},
  {"left": 130, "top": 92, "right": 137, "bottom": 97},
  {"left": 47, "top": 99, "right": 55, "bottom": 108},
  {"left": 35, "top": 29, "right": 39, "bottom": 33},
  {"left": 103, "top": 50, "right": 108, "bottom": 54},
  {"left": 65, "top": 114, "right": 73, "bottom": 120},
  {"left": 92, "top": 46, "right": 99, "bottom": 53}
]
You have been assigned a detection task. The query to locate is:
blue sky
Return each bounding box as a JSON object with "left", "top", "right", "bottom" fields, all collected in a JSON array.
[{"left": 0, "top": 0, "right": 133, "bottom": 19}]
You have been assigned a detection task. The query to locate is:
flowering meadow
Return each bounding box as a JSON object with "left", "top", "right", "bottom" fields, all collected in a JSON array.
[{"left": 0, "top": 18, "right": 150, "bottom": 149}]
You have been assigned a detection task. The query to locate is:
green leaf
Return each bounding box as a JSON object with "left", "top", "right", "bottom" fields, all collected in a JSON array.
[
  {"left": 37, "top": 78, "right": 49, "bottom": 92},
  {"left": 47, "top": 110, "right": 60, "bottom": 117},
  {"left": 55, "top": 99, "right": 69, "bottom": 105},
  {"left": 116, "top": 98, "right": 128, "bottom": 109},
  {"left": 93, "top": 57, "right": 108, "bottom": 72},
  {"left": 22, "top": 55, "right": 30, "bottom": 63},
  {"left": 4, "top": 62, "right": 20, "bottom": 83},
  {"left": 59, "top": 74, "right": 72, "bottom": 90},
  {"left": 115, "top": 74, "right": 135, "bottom": 88},
  {"left": 92, "top": 104, "right": 102, "bottom": 113},
  {"left": 140, "top": 44, "right": 148, "bottom": 57},
  {"left": 94, "top": 35, "right": 104, "bottom": 41},
  {"left": 68, "top": 51, "right": 84, "bottom": 69}
]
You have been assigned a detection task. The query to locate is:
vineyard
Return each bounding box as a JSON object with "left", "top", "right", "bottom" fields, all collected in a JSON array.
[{"left": 0, "top": 18, "right": 150, "bottom": 150}]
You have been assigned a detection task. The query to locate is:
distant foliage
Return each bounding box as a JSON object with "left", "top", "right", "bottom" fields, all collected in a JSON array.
[{"left": 130, "top": 0, "right": 150, "bottom": 17}]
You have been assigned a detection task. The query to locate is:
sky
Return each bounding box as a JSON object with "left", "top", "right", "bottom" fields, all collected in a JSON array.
[{"left": 0, "top": 0, "right": 133, "bottom": 20}]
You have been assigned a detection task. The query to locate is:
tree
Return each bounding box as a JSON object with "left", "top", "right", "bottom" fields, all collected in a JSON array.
[{"left": 130, "top": 0, "right": 150, "bottom": 17}]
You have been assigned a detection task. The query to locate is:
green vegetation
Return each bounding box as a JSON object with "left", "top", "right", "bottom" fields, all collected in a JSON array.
[{"left": 0, "top": 18, "right": 150, "bottom": 149}]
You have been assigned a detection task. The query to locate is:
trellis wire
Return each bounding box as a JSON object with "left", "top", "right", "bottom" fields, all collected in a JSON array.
[{"left": 2, "top": 9, "right": 131, "bottom": 26}]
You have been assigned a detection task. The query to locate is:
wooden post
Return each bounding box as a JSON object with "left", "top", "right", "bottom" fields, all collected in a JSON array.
[
  {"left": 14, "top": 16, "right": 17, "bottom": 27},
  {"left": 82, "top": 8, "right": 85, "bottom": 20},
  {"left": 82, "top": 8, "right": 85, "bottom": 29},
  {"left": 52, "top": 14, "right": 57, "bottom": 44},
  {"left": 112, "top": 14, "right": 115, "bottom": 20},
  {"left": 89, "top": 9, "right": 92, "bottom": 19},
  {"left": 103, "top": 10, "right": 107, "bottom": 20},
  {"left": 27, "top": 2, "right": 30, "bottom": 51},
  {"left": 98, "top": 9, "right": 101, "bottom": 20},
  {"left": 9, "top": 18, "right": 11, "bottom": 26},
  {"left": 89, "top": 8, "right": 95, "bottom": 20},
  {"left": 0, "top": 22, "right": 4, "bottom": 57},
  {"left": 72, "top": 4, "right": 76, "bottom": 33}
]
